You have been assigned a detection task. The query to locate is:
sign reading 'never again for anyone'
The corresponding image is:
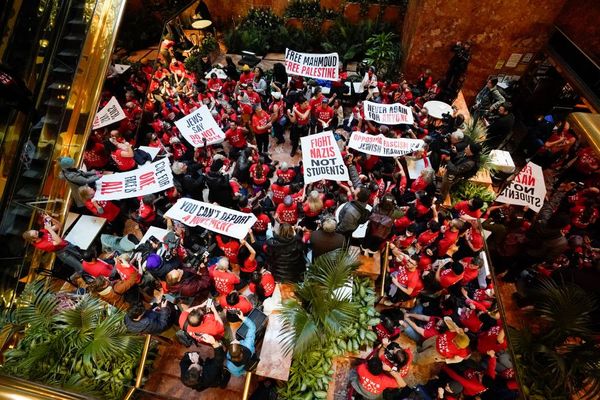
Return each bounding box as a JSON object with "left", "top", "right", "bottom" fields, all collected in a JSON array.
[
  {"left": 495, "top": 161, "right": 546, "bottom": 212},
  {"left": 174, "top": 105, "right": 225, "bottom": 147},
  {"left": 285, "top": 48, "right": 339, "bottom": 81},
  {"left": 301, "top": 131, "right": 349, "bottom": 184},
  {"left": 348, "top": 132, "right": 424, "bottom": 157},
  {"left": 363, "top": 101, "right": 414, "bottom": 125},
  {"left": 165, "top": 198, "right": 257, "bottom": 240},
  {"left": 94, "top": 158, "right": 174, "bottom": 201}
]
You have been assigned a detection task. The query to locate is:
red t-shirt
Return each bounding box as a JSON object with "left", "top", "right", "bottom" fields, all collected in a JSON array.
[
  {"left": 111, "top": 150, "right": 136, "bottom": 171},
  {"left": 216, "top": 235, "right": 240, "bottom": 265},
  {"left": 179, "top": 311, "right": 225, "bottom": 339},
  {"left": 239, "top": 71, "right": 255, "bottom": 85},
  {"left": 209, "top": 269, "right": 240, "bottom": 295},
  {"left": 82, "top": 259, "right": 113, "bottom": 278},
  {"left": 225, "top": 126, "right": 248, "bottom": 149},
  {"left": 115, "top": 260, "right": 141, "bottom": 283},
  {"left": 84, "top": 199, "right": 120, "bottom": 222},
  {"left": 439, "top": 268, "right": 464, "bottom": 288},
  {"left": 423, "top": 316, "right": 441, "bottom": 339},
  {"left": 454, "top": 200, "right": 482, "bottom": 219},
  {"left": 438, "top": 229, "right": 459, "bottom": 256},
  {"left": 316, "top": 106, "right": 334, "bottom": 126},
  {"left": 293, "top": 103, "right": 310, "bottom": 126},
  {"left": 356, "top": 362, "right": 398, "bottom": 395},
  {"left": 33, "top": 229, "right": 67, "bottom": 252},
  {"left": 417, "top": 230, "right": 439, "bottom": 247},
  {"left": 276, "top": 203, "right": 299, "bottom": 224},
  {"left": 271, "top": 184, "right": 290, "bottom": 205},
  {"left": 252, "top": 214, "right": 270, "bottom": 234},
  {"left": 436, "top": 332, "right": 470, "bottom": 359},
  {"left": 252, "top": 112, "right": 270, "bottom": 135},
  {"left": 217, "top": 294, "right": 253, "bottom": 315},
  {"left": 249, "top": 271, "right": 275, "bottom": 297},
  {"left": 477, "top": 325, "right": 507, "bottom": 354},
  {"left": 276, "top": 169, "right": 296, "bottom": 184},
  {"left": 83, "top": 143, "right": 109, "bottom": 169},
  {"left": 393, "top": 266, "right": 423, "bottom": 298},
  {"left": 459, "top": 308, "right": 483, "bottom": 333},
  {"left": 250, "top": 163, "right": 270, "bottom": 185}
]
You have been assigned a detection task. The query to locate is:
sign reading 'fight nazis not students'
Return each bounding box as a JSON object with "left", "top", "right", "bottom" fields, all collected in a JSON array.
[{"left": 301, "top": 131, "right": 349, "bottom": 184}]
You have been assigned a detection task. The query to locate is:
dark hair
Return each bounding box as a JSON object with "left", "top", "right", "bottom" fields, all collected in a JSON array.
[
  {"left": 357, "top": 187, "right": 370, "bottom": 203},
  {"left": 480, "top": 313, "right": 498, "bottom": 331},
  {"left": 490, "top": 78, "right": 498, "bottom": 86},
  {"left": 451, "top": 262, "right": 464, "bottom": 275},
  {"left": 83, "top": 248, "right": 97, "bottom": 262},
  {"left": 142, "top": 194, "right": 156, "bottom": 205},
  {"left": 187, "top": 309, "right": 205, "bottom": 327},
  {"left": 276, "top": 177, "right": 285, "bottom": 186},
  {"left": 468, "top": 142, "right": 482, "bottom": 157},
  {"left": 252, "top": 205, "right": 263, "bottom": 215},
  {"left": 251, "top": 271, "right": 266, "bottom": 299},
  {"left": 366, "top": 357, "right": 383, "bottom": 375},
  {"left": 470, "top": 197, "right": 484, "bottom": 210},
  {"left": 128, "top": 304, "right": 146, "bottom": 320},
  {"left": 226, "top": 291, "right": 240, "bottom": 306},
  {"left": 394, "top": 348, "right": 409, "bottom": 368},
  {"left": 427, "top": 220, "right": 440, "bottom": 232}
]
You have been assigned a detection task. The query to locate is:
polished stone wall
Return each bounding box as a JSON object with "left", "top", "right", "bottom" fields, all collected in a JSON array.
[{"left": 555, "top": 0, "right": 600, "bottom": 65}]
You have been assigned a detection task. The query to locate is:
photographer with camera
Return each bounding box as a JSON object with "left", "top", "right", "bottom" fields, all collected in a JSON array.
[
  {"left": 178, "top": 299, "right": 225, "bottom": 345},
  {"left": 180, "top": 334, "right": 231, "bottom": 391},
  {"left": 473, "top": 78, "right": 505, "bottom": 122}
]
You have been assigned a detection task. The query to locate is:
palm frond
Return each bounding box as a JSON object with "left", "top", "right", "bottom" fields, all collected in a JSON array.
[
  {"left": 463, "top": 118, "right": 488, "bottom": 142},
  {"left": 15, "top": 282, "right": 59, "bottom": 331},
  {"left": 81, "top": 311, "right": 143, "bottom": 363},
  {"left": 309, "top": 249, "right": 359, "bottom": 293}
]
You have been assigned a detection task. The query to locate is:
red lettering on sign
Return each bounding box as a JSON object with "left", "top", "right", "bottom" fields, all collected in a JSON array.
[
  {"left": 139, "top": 171, "right": 157, "bottom": 190},
  {"left": 99, "top": 181, "right": 123, "bottom": 194}
]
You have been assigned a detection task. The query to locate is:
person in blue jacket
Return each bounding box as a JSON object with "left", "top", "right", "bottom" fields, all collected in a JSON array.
[
  {"left": 124, "top": 300, "right": 173, "bottom": 334},
  {"left": 226, "top": 309, "right": 256, "bottom": 377}
]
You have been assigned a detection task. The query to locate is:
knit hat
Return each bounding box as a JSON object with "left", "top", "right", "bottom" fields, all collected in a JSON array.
[
  {"left": 145, "top": 254, "right": 162, "bottom": 270},
  {"left": 283, "top": 195, "right": 293, "bottom": 206},
  {"left": 59, "top": 157, "right": 74, "bottom": 169}
]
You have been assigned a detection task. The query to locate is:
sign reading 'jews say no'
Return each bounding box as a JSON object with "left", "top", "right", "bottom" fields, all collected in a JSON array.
[
  {"left": 165, "top": 198, "right": 257, "bottom": 240},
  {"left": 285, "top": 48, "right": 339, "bottom": 81},
  {"left": 94, "top": 158, "right": 174, "bottom": 201},
  {"left": 174, "top": 105, "right": 225, "bottom": 147},
  {"left": 301, "top": 131, "right": 349, "bottom": 184},
  {"left": 495, "top": 161, "right": 546, "bottom": 213}
]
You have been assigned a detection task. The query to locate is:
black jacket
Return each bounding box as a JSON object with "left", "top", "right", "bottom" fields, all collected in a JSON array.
[
  {"left": 205, "top": 172, "right": 234, "bottom": 207},
  {"left": 124, "top": 307, "right": 171, "bottom": 334},
  {"left": 180, "top": 347, "right": 229, "bottom": 391},
  {"left": 266, "top": 232, "right": 306, "bottom": 282},
  {"left": 310, "top": 230, "right": 345, "bottom": 259}
]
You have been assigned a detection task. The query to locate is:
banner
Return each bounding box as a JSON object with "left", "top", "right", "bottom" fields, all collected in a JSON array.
[
  {"left": 348, "top": 132, "right": 424, "bottom": 157},
  {"left": 93, "top": 96, "right": 127, "bottom": 130},
  {"left": 93, "top": 158, "right": 174, "bottom": 201},
  {"left": 363, "top": 101, "right": 414, "bottom": 125},
  {"left": 495, "top": 162, "right": 546, "bottom": 212},
  {"left": 165, "top": 198, "right": 257, "bottom": 240},
  {"left": 174, "top": 105, "right": 225, "bottom": 147},
  {"left": 301, "top": 131, "right": 349, "bottom": 184},
  {"left": 285, "top": 48, "right": 339, "bottom": 81}
]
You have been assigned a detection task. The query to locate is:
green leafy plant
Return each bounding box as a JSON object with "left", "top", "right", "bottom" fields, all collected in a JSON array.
[
  {"left": 278, "top": 250, "right": 379, "bottom": 398},
  {"left": 285, "top": 0, "right": 321, "bottom": 19},
  {"left": 450, "top": 180, "right": 496, "bottom": 207},
  {"left": 364, "top": 32, "right": 402, "bottom": 81},
  {"left": 0, "top": 283, "right": 148, "bottom": 400},
  {"left": 511, "top": 278, "right": 600, "bottom": 400}
]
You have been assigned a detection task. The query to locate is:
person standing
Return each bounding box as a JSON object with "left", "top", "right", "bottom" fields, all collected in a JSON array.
[
  {"left": 269, "top": 91, "right": 285, "bottom": 144},
  {"left": 251, "top": 103, "right": 271, "bottom": 154},
  {"left": 288, "top": 97, "right": 310, "bottom": 157}
]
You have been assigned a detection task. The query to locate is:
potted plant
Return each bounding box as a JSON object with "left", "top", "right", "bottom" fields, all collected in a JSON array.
[
  {"left": 278, "top": 249, "right": 379, "bottom": 398},
  {"left": 364, "top": 31, "right": 402, "bottom": 80}
]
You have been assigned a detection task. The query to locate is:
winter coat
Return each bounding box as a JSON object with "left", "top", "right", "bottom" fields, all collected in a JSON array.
[
  {"left": 167, "top": 268, "right": 211, "bottom": 298},
  {"left": 205, "top": 172, "right": 234, "bottom": 207},
  {"left": 124, "top": 307, "right": 171, "bottom": 334},
  {"left": 266, "top": 232, "right": 306, "bottom": 282}
]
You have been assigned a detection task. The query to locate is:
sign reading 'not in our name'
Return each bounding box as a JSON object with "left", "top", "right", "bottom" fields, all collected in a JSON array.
[{"left": 301, "top": 131, "right": 349, "bottom": 184}]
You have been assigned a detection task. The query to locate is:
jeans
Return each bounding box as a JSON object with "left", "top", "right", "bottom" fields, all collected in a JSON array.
[
  {"left": 290, "top": 124, "right": 308, "bottom": 155},
  {"left": 56, "top": 243, "right": 83, "bottom": 273}
]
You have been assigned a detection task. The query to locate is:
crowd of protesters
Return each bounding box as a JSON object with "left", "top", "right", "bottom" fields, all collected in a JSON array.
[{"left": 20, "top": 29, "right": 599, "bottom": 400}]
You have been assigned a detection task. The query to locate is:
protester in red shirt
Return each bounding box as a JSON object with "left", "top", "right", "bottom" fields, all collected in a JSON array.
[
  {"left": 252, "top": 205, "right": 271, "bottom": 237},
  {"left": 415, "top": 317, "right": 471, "bottom": 365},
  {"left": 81, "top": 249, "right": 114, "bottom": 278},
  {"left": 271, "top": 178, "right": 291, "bottom": 205},
  {"left": 209, "top": 258, "right": 240, "bottom": 295},
  {"left": 107, "top": 136, "right": 136, "bottom": 171},
  {"left": 79, "top": 187, "right": 121, "bottom": 222},
  {"left": 238, "top": 65, "right": 254, "bottom": 85},
  {"left": 218, "top": 290, "right": 253, "bottom": 315},
  {"left": 251, "top": 103, "right": 271, "bottom": 154},
  {"left": 179, "top": 301, "right": 225, "bottom": 342},
  {"left": 275, "top": 195, "right": 299, "bottom": 225},
  {"left": 438, "top": 219, "right": 464, "bottom": 256},
  {"left": 207, "top": 72, "right": 222, "bottom": 93},
  {"left": 352, "top": 357, "right": 405, "bottom": 398},
  {"left": 215, "top": 234, "right": 240, "bottom": 265},
  {"left": 436, "top": 261, "right": 465, "bottom": 289},
  {"left": 249, "top": 269, "right": 276, "bottom": 300},
  {"left": 288, "top": 98, "right": 310, "bottom": 156},
  {"left": 83, "top": 140, "right": 109, "bottom": 170},
  {"left": 315, "top": 98, "right": 335, "bottom": 132},
  {"left": 133, "top": 195, "right": 156, "bottom": 228},
  {"left": 276, "top": 162, "right": 296, "bottom": 184},
  {"left": 454, "top": 197, "right": 484, "bottom": 219},
  {"left": 237, "top": 239, "right": 257, "bottom": 281},
  {"left": 249, "top": 157, "right": 270, "bottom": 189}
]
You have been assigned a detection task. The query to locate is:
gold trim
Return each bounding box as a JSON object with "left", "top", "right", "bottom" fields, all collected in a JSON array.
[
  {"left": 0, "top": 374, "right": 93, "bottom": 399},
  {"left": 380, "top": 241, "right": 390, "bottom": 297},
  {"left": 241, "top": 371, "right": 253, "bottom": 400},
  {"left": 567, "top": 113, "right": 600, "bottom": 156}
]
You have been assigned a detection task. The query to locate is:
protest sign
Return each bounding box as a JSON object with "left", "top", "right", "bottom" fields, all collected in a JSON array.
[
  {"left": 348, "top": 132, "right": 424, "bottom": 157},
  {"left": 113, "top": 64, "right": 131, "bottom": 75},
  {"left": 363, "top": 101, "right": 414, "bottom": 125},
  {"left": 495, "top": 161, "right": 546, "bottom": 212},
  {"left": 92, "top": 96, "right": 126, "bottom": 130},
  {"left": 285, "top": 48, "right": 339, "bottom": 81},
  {"left": 301, "top": 131, "right": 349, "bottom": 184},
  {"left": 94, "top": 158, "right": 174, "bottom": 201},
  {"left": 165, "top": 198, "right": 257, "bottom": 240},
  {"left": 174, "top": 105, "right": 225, "bottom": 147}
]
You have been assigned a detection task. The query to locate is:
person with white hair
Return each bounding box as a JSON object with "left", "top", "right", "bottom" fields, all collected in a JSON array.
[{"left": 309, "top": 217, "right": 345, "bottom": 259}]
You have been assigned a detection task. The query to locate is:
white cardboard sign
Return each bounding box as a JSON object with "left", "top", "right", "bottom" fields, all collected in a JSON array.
[
  {"left": 285, "top": 48, "right": 339, "bottom": 81},
  {"left": 174, "top": 105, "right": 225, "bottom": 147},
  {"left": 363, "top": 101, "right": 414, "bottom": 125},
  {"left": 301, "top": 131, "right": 349, "bottom": 184},
  {"left": 496, "top": 162, "right": 546, "bottom": 212}
]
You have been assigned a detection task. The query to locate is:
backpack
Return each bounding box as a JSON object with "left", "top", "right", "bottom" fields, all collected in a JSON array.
[
  {"left": 176, "top": 320, "right": 195, "bottom": 347},
  {"left": 368, "top": 212, "right": 394, "bottom": 240}
]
